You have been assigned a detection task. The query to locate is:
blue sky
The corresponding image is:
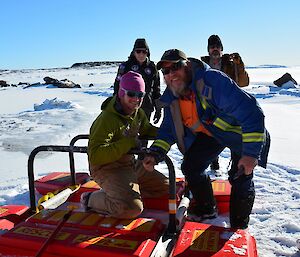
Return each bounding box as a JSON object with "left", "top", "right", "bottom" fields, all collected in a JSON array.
[{"left": 1, "top": 0, "right": 299, "bottom": 69}]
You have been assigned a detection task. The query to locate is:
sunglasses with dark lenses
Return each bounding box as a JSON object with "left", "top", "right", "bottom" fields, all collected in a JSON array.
[
  {"left": 135, "top": 49, "right": 148, "bottom": 54},
  {"left": 122, "top": 88, "right": 145, "bottom": 98},
  {"left": 161, "top": 61, "right": 186, "bottom": 75},
  {"left": 209, "top": 44, "right": 221, "bottom": 49}
]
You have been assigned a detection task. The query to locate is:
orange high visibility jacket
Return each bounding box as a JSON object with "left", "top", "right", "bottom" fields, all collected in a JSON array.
[{"left": 178, "top": 90, "right": 211, "bottom": 136}]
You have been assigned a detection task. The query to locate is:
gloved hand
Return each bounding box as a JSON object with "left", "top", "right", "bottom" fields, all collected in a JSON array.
[
  {"left": 123, "top": 122, "right": 141, "bottom": 137},
  {"left": 153, "top": 108, "right": 162, "bottom": 124},
  {"left": 123, "top": 122, "right": 143, "bottom": 149},
  {"left": 142, "top": 150, "right": 164, "bottom": 171}
]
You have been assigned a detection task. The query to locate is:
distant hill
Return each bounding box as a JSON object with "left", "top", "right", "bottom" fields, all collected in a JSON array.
[
  {"left": 72, "top": 63, "right": 289, "bottom": 69},
  {"left": 246, "top": 64, "right": 288, "bottom": 69},
  {"left": 71, "top": 61, "right": 122, "bottom": 68}
]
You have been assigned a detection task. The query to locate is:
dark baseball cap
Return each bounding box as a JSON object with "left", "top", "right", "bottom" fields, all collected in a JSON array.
[{"left": 157, "top": 49, "right": 188, "bottom": 70}]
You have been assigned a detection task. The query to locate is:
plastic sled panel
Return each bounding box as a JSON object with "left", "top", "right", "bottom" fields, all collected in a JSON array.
[
  {"left": 35, "top": 172, "right": 90, "bottom": 195},
  {"left": 172, "top": 221, "right": 258, "bottom": 257},
  {"left": 0, "top": 205, "right": 29, "bottom": 231},
  {"left": 0, "top": 221, "right": 159, "bottom": 257}
]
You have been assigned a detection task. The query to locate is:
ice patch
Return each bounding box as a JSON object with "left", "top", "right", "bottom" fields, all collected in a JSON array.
[
  {"left": 34, "top": 98, "right": 80, "bottom": 111},
  {"left": 228, "top": 243, "right": 247, "bottom": 255},
  {"left": 229, "top": 232, "right": 243, "bottom": 241}
]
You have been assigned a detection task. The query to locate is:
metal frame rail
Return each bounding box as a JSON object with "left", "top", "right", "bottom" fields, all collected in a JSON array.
[
  {"left": 69, "top": 134, "right": 89, "bottom": 185},
  {"left": 27, "top": 135, "right": 177, "bottom": 234}
]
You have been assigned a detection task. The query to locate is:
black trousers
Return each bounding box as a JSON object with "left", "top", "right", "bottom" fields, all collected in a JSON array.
[{"left": 181, "top": 132, "right": 255, "bottom": 228}]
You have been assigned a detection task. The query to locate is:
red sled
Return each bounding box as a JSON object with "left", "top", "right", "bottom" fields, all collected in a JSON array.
[{"left": 0, "top": 134, "right": 258, "bottom": 257}]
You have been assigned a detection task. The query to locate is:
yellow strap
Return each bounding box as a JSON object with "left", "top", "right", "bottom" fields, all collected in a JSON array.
[
  {"left": 37, "top": 192, "right": 55, "bottom": 209},
  {"left": 37, "top": 184, "right": 80, "bottom": 211}
]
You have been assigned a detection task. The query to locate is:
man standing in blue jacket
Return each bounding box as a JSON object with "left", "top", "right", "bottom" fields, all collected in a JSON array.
[{"left": 143, "top": 49, "right": 270, "bottom": 229}]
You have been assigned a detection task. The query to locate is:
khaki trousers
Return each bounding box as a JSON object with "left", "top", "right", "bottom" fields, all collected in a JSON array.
[{"left": 88, "top": 156, "right": 169, "bottom": 219}]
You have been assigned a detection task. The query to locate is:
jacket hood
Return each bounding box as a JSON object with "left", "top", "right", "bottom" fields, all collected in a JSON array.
[{"left": 101, "top": 96, "right": 114, "bottom": 110}]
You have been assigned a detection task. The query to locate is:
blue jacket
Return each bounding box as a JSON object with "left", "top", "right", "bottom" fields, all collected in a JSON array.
[{"left": 151, "top": 58, "right": 268, "bottom": 166}]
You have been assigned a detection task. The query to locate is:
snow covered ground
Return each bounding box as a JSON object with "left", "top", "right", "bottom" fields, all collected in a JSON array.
[{"left": 0, "top": 64, "right": 300, "bottom": 256}]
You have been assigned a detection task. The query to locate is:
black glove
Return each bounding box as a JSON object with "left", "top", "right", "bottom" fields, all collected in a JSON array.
[
  {"left": 153, "top": 108, "right": 162, "bottom": 124},
  {"left": 146, "top": 148, "right": 165, "bottom": 163}
]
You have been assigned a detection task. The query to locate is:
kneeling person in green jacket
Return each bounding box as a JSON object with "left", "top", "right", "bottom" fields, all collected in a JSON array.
[{"left": 82, "top": 71, "right": 169, "bottom": 218}]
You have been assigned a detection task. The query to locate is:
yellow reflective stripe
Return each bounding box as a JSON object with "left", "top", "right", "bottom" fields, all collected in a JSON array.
[
  {"left": 213, "top": 118, "right": 242, "bottom": 134},
  {"left": 243, "top": 133, "right": 264, "bottom": 142},
  {"left": 152, "top": 139, "right": 171, "bottom": 152},
  {"left": 199, "top": 97, "right": 208, "bottom": 110}
]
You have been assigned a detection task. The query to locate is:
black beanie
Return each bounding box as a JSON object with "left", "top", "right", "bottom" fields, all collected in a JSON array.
[
  {"left": 207, "top": 35, "right": 223, "bottom": 51},
  {"left": 132, "top": 38, "right": 150, "bottom": 57},
  {"left": 133, "top": 38, "right": 149, "bottom": 50}
]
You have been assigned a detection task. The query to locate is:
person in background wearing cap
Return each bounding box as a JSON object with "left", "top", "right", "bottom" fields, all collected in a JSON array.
[
  {"left": 82, "top": 71, "right": 169, "bottom": 218},
  {"left": 113, "top": 38, "right": 162, "bottom": 124},
  {"left": 202, "top": 35, "right": 249, "bottom": 87},
  {"left": 142, "top": 49, "right": 270, "bottom": 229},
  {"left": 201, "top": 35, "right": 250, "bottom": 172}
]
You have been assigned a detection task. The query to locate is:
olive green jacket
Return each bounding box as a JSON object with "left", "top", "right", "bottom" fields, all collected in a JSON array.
[{"left": 88, "top": 96, "right": 157, "bottom": 167}]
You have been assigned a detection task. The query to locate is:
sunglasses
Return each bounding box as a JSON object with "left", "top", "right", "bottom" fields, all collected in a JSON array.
[
  {"left": 122, "top": 88, "right": 145, "bottom": 98},
  {"left": 135, "top": 49, "right": 148, "bottom": 54},
  {"left": 161, "top": 61, "right": 186, "bottom": 75},
  {"left": 209, "top": 44, "right": 222, "bottom": 49}
]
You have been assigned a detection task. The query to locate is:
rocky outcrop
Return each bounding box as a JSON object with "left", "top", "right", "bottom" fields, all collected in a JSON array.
[
  {"left": 18, "top": 82, "right": 31, "bottom": 86},
  {"left": 71, "top": 61, "right": 121, "bottom": 68},
  {"left": 43, "top": 77, "right": 81, "bottom": 88},
  {"left": 0, "top": 80, "right": 10, "bottom": 87},
  {"left": 273, "top": 73, "right": 298, "bottom": 87}
]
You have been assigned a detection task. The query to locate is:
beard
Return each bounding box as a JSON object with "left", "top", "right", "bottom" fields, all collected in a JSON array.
[
  {"left": 210, "top": 50, "right": 221, "bottom": 59},
  {"left": 165, "top": 66, "right": 191, "bottom": 97},
  {"left": 170, "top": 86, "right": 185, "bottom": 97}
]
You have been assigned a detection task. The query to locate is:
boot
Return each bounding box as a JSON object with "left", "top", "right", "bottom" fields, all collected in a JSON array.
[
  {"left": 188, "top": 175, "right": 217, "bottom": 219},
  {"left": 228, "top": 151, "right": 241, "bottom": 182},
  {"left": 230, "top": 174, "right": 255, "bottom": 229},
  {"left": 230, "top": 194, "right": 254, "bottom": 229},
  {"left": 80, "top": 192, "right": 92, "bottom": 211},
  {"left": 193, "top": 204, "right": 218, "bottom": 219},
  {"left": 210, "top": 157, "right": 220, "bottom": 170}
]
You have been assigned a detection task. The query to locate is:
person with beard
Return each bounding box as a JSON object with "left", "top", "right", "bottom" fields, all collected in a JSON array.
[
  {"left": 113, "top": 38, "right": 161, "bottom": 124},
  {"left": 201, "top": 35, "right": 249, "bottom": 87},
  {"left": 83, "top": 71, "right": 169, "bottom": 218},
  {"left": 201, "top": 35, "right": 250, "bottom": 171},
  {"left": 142, "top": 49, "right": 270, "bottom": 229}
]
